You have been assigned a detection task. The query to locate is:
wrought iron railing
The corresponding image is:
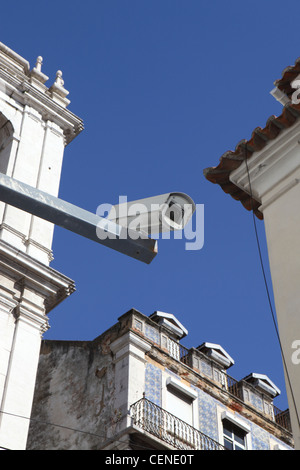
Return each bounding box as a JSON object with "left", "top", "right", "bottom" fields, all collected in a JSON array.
[
  {"left": 273, "top": 406, "right": 292, "bottom": 432},
  {"left": 130, "top": 397, "right": 225, "bottom": 450}
]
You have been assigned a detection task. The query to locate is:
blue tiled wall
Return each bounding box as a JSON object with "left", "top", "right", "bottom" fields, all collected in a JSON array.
[
  {"left": 144, "top": 324, "right": 160, "bottom": 345},
  {"left": 250, "top": 422, "right": 270, "bottom": 450},
  {"left": 144, "top": 361, "right": 293, "bottom": 450},
  {"left": 145, "top": 363, "right": 162, "bottom": 406},
  {"left": 197, "top": 387, "right": 219, "bottom": 442}
]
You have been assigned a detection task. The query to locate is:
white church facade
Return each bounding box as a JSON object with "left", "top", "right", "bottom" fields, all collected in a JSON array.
[{"left": 0, "top": 42, "right": 83, "bottom": 450}]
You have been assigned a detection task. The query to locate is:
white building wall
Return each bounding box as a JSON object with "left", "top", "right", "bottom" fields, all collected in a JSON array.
[
  {"left": 0, "top": 309, "right": 44, "bottom": 449},
  {"left": 229, "top": 120, "right": 300, "bottom": 450},
  {"left": 0, "top": 100, "right": 67, "bottom": 265},
  {"left": 0, "top": 42, "right": 82, "bottom": 450},
  {"left": 110, "top": 331, "right": 152, "bottom": 435}
]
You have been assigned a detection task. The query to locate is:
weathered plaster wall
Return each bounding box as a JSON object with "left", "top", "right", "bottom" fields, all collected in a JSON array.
[{"left": 27, "top": 337, "right": 117, "bottom": 450}]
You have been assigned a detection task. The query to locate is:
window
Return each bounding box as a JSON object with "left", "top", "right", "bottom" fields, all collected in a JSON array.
[
  {"left": 165, "top": 376, "right": 198, "bottom": 426},
  {"left": 223, "top": 419, "right": 247, "bottom": 450},
  {"left": 167, "top": 386, "right": 194, "bottom": 425},
  {"left": 164, "top": 377, "right": 198, "bottom": 447}
]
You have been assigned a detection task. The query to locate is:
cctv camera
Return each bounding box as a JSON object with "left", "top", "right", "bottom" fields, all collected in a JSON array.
[{"left": 107, "top": 192, "right": 196, "bottom": 235}]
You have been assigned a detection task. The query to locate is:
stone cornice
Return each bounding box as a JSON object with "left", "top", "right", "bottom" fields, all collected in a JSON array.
[
  {"left": 0, "top": 43, "right": 83, "bottom": 145},
  {"left": 0, "top": 42, "right": 30, "bottom": 76},
  {"left": 110, "top": 331, "right": 152, "bottom": 363},
  {"left": 0, "top": 240, "right": 75, "bottom": 313},
  {"left": 229, "top": 120, "right": 300, "bottom": 212},
  {"left": 15, "top": 304, "right": 50, "bottom": 335}
]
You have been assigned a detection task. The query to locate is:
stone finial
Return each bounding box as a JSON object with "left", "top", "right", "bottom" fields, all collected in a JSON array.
[
  {"left": 35, "top": 56, "right": 43, "bottom": 72},
  {"left": 48, "top": 69, "right": 70, "bottom": 108},
  {"left": 29, "top": 55, "right": 49, "bottom": 89},
  {"left": 54, "top": 70, "right": 64, "bottom": 87}
]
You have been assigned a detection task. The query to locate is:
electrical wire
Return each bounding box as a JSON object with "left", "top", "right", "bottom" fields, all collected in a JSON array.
[
  {"left": 244, "top": 144, "right": 300, "bottom": 430},
  {"left": 2, "top": 150, "right": 298, "bottom": 448},
  {"left": 0, "top": 409, "right": 156, "bottom": 451}
]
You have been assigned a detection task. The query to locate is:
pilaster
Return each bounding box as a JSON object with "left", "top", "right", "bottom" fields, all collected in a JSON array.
[
  {"left": 0, "top": 240, "right": 75, "bottom": 450},
  {"left": 110, "top": 331, "right": 152, "bottom": 435}
]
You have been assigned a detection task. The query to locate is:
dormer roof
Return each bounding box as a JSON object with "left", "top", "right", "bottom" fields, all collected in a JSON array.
[
  {"left": 149, "top": 311, "right": 188, "bottom": 339},
  {"left": 197, "top": 342, "right": 234, "bottom": 369},
  {"left": 242, "top": 373, "right": 281, "bottom": 398}
]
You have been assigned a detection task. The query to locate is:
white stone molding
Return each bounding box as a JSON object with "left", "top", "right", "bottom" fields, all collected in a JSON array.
[
  {"left": 259, "top": 177, "right": 300, "bottom": 212},
  {"left": 14, "top": 304, "right": 49, "bottom": 337},
  {"left": 221, "top": 410, "right": 251, "bottom": 433},
  {"left": 166, "top": 376, "right": 198, "bottom": 400},
  {"left": 0, "top": 240, "right": 75, "bottom": 313},
  {"left": 0, "top": 42, "right": 83, "bottom": 145},
  {"left": 216, "top": 407, "right": 253, "bottom": 450},
  {"left": 229, "top": 119, "right": 300, "bottom": 207},
  {"left": 111, "top": 331, "right": 152, "bottom": 363}
]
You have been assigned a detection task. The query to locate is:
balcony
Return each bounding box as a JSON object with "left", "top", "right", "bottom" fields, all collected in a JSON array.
[{"left": 130, "top": 397, "right": 225, "bottom": 450}]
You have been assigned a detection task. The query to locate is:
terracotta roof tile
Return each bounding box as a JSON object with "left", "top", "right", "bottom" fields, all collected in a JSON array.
[
  {"left": 204, "top": 59, "right": 300, "bottom": 219},
  {"left": 203, "top": 101, "right": 300, "bottom": 220},
  {"left": 274, "top": 57, "right": 300, "bottom": 99}
]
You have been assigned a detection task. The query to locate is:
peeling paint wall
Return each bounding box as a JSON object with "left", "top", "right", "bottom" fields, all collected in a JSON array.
[{"left": 27, "top": 338, "right": 117, "bottom": 450}]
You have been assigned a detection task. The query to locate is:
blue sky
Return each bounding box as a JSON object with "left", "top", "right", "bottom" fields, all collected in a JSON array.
[{"left": 2, "top": 0, "right": 300, "bottom": 411}]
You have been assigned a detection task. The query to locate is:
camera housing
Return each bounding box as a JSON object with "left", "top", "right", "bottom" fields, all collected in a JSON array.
[{"left": 107, "top": 192, "right": 196, "bottom": 235}]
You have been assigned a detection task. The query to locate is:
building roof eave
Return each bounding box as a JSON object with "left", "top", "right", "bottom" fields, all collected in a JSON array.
[{"left": 203, "top": 102, "right": 300, "bottom": 220}]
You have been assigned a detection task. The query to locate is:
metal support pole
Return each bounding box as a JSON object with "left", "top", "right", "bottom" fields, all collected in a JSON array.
[{"left": 0, "top": 173, "right": 157, "bottom": 264}]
